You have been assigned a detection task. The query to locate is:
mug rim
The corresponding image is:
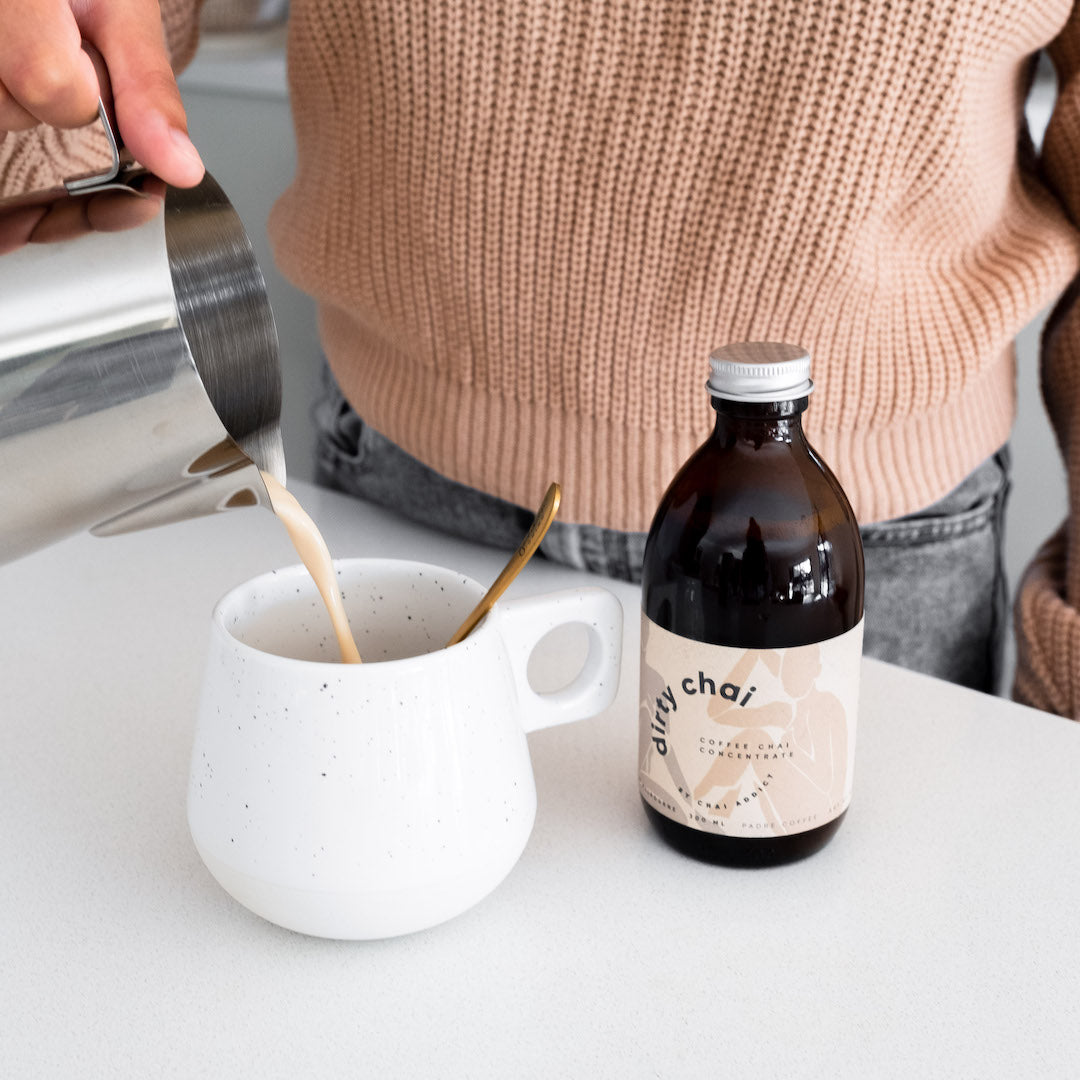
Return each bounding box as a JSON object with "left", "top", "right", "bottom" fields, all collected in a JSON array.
[{"left": 210, "top": 556, "right": 490, "bottom": 670}]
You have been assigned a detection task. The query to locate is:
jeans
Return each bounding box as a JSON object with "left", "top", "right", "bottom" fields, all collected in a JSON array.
[
  {"left": 860, "top": 447, "right": 1010, "bottom": 695},
  {"left": 314, "top": 378, "right": 1010, "bottom": 695}
]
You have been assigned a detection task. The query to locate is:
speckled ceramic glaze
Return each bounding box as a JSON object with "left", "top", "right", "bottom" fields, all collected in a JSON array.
[{"left": 188, "top": 558, "right": 622, "bottom": 939}]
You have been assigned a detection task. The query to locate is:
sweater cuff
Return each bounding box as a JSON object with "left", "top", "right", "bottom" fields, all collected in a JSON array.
[{"left": 1014, "top": 525, "right": 1080, "bottom": 719}]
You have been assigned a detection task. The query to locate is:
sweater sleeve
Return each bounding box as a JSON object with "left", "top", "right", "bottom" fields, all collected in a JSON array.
[
  {"left": 1014, "top": 14, "right": 1080, "bottom": 718},
  {"left": 0, "top": 0, "right": 205, "bottom": 198}
]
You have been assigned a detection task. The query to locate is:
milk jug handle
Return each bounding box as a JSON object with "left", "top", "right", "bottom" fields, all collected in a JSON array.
[{"left": 63, "top": 98, "right": 125, "bottom": 195}]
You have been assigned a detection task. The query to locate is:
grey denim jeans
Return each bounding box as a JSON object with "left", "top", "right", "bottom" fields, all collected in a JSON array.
[{"left": 314, "top": 379, "right": 1010, "bottom": 695}]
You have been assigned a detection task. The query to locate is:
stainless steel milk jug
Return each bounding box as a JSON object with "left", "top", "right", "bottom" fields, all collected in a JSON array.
[{"left": 0, "top": 103, "right": 285, "bottom": 564}]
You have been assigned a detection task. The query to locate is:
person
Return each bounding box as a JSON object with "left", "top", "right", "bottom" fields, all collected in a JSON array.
[{"left": 0, "top": 1, "right": 1076, "bottom": 713}]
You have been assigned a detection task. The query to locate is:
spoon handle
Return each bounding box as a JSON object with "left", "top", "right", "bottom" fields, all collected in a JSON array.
[{"left": 445, "top": 482, "right": 561, "bottom": 646}]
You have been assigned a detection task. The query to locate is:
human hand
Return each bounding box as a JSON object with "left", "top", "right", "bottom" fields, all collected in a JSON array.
[
  {"left": 0, "top": 0, "right": 204, "bottom": 187},
  {"left": 0, "top": 175, "right": 168, "bottom": 255}
]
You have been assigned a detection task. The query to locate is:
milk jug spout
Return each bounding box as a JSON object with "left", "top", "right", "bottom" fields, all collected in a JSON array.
[{"left": 0, "top": 101, "right": 285, "bottom": 564}]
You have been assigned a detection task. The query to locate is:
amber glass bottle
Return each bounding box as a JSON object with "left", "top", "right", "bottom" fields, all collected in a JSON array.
[{"left": 639, "top": 342, "right": 864, "bottom": 867}]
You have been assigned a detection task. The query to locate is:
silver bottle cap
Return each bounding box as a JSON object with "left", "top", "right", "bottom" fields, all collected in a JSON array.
[{"left": 707, "top": 342, "right": 814, "bottom": 402}]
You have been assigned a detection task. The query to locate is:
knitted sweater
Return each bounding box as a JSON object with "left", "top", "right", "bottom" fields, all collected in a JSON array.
[
  {"left": 267, "top": 1, "right": 1080, "bottom": 715},
  {"left": 270, "top": 0, "right": 1077, "bottom": 537},
  {"left": 3, "top": 1, "right": 1080, "bottom": 717}
]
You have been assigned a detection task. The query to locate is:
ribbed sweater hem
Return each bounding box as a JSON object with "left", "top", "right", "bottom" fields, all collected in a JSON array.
[
  {"left": 813, "top": 348, "right": 1016, "bottom": 527},
  {"left": 322, "top": 304, "right": 1016, "bottom": 533}
]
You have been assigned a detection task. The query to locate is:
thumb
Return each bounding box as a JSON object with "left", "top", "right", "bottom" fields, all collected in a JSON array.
[{"left": 80, "top": 0, "right": 204, "bottom": 188}]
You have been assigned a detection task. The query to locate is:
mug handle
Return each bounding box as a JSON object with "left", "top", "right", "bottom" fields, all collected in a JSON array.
[{"left": 496, "top": 588, "right": 623, "bottom": 734}]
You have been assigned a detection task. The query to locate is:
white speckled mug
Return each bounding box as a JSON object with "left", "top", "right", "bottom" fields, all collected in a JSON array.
[{"left": 188, "top": 558, "right": 622, "bottom": 939}]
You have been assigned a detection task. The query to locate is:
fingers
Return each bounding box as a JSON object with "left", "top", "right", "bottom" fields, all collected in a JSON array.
[
  {"left": 0, "top": 179, "right": 166, "bottom": 254},
  {"left": 26, "top": 196, "right": 91, "bottom": 244},
  {"left": 0, "top": 89, "right": 41, "bottom": 132},
  {"left": 0, "top": 0, "right": 205, "bottom": 188},
  {"left": 0, "top": 0, "right": 100, "bottom": 129},
  {"left": 80, "top": 0, "right": 204, "bottom": 187},
  {"left": 86, "top": 180, "right": 165, "bottom": 232},
  {"left": 0, "top": 204, "right": 48, "bottom": 255}
]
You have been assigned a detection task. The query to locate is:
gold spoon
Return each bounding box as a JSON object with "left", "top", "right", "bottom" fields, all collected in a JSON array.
[{"left": 445, "top": 482, "right": 562, "bottom": 646}]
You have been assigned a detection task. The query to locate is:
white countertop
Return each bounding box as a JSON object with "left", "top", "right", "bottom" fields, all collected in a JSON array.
[{"left": 1, "top": 481, "right": 1078, "bottom": 1078}]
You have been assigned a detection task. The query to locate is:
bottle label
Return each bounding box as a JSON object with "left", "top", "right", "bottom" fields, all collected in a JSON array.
[{"left": 639, "top": 615, "right": 863, "bottom": 838}]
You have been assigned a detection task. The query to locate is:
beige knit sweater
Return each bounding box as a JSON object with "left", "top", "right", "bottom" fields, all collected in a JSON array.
[
  {"left": 271, "top": 0, "right": 1077, "bottom": 531},
  {"left": 3, "top": 1, "right": 1080, "bottom": 717}
]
